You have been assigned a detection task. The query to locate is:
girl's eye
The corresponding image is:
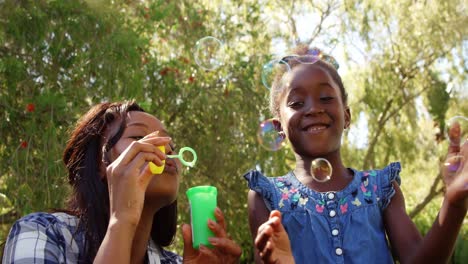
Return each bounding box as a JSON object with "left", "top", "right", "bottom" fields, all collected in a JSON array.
[
  {"left": 320, "top": 96, "right": 334, "bottom": 102},
  {"left": 129, "top": 136, "right": 144, "bottom": 140},
  {"left": 288, "top": 101, "right": 304, "bottom": 108}
]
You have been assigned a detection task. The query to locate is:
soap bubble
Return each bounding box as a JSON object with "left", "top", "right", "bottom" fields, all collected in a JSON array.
[
  {"left": 442, "top": 116, "right": 467, "bottom": 179},
  {"left": 194, "top": 36, "right": 225, "bottom": 71},
  {"left": 261, "top": 59, "right": 290, "bottom": 90},
  {"left": 257, "top": 118, "right": 286, "bottom": 151},
  {"left": 443, "top": 155, "right": 464, "bottom": 177},
  {"left": 446, "top": 116, "right": 467, "bottom": 146},
  {"left": 311, "top": 158, "right": 332, "bottom": 183}
]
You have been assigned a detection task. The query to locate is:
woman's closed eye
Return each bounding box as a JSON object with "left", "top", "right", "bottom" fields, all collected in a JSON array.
[
  {"left": 129, "top": 136, "right": 144, "bottom": 140},
  {"left": 169, "top": 142, "right": 177, "bottom": 154}
]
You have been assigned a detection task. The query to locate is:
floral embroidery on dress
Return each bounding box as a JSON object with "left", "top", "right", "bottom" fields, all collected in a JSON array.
[
  {"left": 316, "top": 199, "right": 325, "bottom": 213},
  {"left": 363, "top": 170, "right": 377, "bottom": 177},
  {"left": 340, "top": 203, "right": 348, "bottom": 214},
  {"left": 351, "top": 197, "right": 362, "bottom": 206},
  {"left": 299, "top": 196, "right": 309, "bottom": 206},
  {"left": 275, "top": 177, "right": 309, "bottom": 210},
  {"left": 356, "top": 171, "right": 378, "bottom": 206},
  {"left": 339, "top": 197, "right": 348, "bottom": 214}
]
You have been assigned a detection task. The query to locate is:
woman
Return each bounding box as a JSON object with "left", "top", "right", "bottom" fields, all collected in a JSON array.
[{"left": 3, "top": 101, "right": 241, "bottom": 263}]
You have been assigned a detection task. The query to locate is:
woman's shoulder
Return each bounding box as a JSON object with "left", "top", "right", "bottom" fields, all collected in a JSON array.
[
  {"left": 14, "top": 211, "right": 79, "bottom": 227},
  {"left": 159, "top": 248, "right": 183, "bottom": 264},
  {"left": 3, "top": 211, "right": 84, "bottom": 263},
  {"left": 148, "top": 239, "right": 182, "bottom": 264},
  {"left": 8, "top": 211, "right": 82, "bottom": 242}
]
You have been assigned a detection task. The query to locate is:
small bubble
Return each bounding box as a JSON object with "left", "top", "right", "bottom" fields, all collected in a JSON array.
[
  {"left": 311, "top": 158, "right": 332, "bottom": 183},
  {"left": 261, "top": 59, "right": 290, "bottom": 90}
]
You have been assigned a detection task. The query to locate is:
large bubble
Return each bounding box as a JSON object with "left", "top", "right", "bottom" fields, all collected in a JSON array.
[
  {"left": 194, "top": 36, "right": 225, "bottom": 71},
  {"left": 261, "top": 59, "right": 290, "bottom": 90},
  {"left": 257, "top": 118, "right": 286, "bottom": 151},
  {"left": 446, "top": 116, "right": 467, "bottom": 146}
]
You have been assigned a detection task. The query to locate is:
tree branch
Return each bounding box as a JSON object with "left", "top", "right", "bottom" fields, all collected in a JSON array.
[{"left": 409, "top": 171, "right": 444, "bottom": 218}]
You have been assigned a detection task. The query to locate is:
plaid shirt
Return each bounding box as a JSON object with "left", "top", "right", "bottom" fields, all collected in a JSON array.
[{"left": 2, "top": 212, "right": 182, "bottom": 264}]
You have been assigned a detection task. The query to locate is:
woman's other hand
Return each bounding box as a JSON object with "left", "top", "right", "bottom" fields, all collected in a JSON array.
[{"left": 182, "top": 207, "right": 242, "bottom": 264}]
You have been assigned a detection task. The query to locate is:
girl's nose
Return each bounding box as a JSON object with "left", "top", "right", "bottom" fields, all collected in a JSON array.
[{"left": 304, "top": 100, "right": 325, "bottom": 116}]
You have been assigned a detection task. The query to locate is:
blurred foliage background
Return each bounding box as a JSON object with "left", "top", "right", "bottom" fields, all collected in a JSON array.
[{"left": 0, "top": 0, "right": 467, "bottom": 262}]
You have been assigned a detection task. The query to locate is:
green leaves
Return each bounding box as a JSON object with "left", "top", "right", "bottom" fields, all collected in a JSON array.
[{"left": 0, "top": 0, "right": 466, "bottom": 262}]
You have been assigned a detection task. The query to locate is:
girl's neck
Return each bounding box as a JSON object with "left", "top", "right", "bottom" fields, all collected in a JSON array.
[{"left": 293, "top": 152, "right": 353, "bottom": 193}]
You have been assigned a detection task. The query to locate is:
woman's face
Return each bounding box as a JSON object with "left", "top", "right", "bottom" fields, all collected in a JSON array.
[
  {"left": 278, "top": 65, "right": 350, "bottom": 158},
  {"left": 106, "top": 111, "right": 181, "bottom": 205}
]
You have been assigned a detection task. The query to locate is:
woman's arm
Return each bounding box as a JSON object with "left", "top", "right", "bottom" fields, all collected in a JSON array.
[{"left": 94, "top": 134, "right": 171, "bottom": 263}]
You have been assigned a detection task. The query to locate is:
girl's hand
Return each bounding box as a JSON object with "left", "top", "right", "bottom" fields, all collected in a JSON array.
[
  {"left": 182, "top": 207, "right": 242, "bottom": 264},
  {"left": 105, "top": 132, "right": 171, "bottom": 226},
  {"left": 443, "top": 122, "right": 468, "bottom": 210},
  {"left": 255, "top": 210, "right": 294, "bottom": 264}
]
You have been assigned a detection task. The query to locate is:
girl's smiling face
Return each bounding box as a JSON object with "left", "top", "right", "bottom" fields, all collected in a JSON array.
[
  {"left": 107, "top": 111, "right": 181, "bottom": 205},
  {"left": 278, "top": 64, "right": 350, "bottom": 158}
]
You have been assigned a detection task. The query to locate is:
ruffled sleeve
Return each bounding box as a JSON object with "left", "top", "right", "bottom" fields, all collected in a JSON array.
[
  {"left": 243, "top": 170, "right": 277, "bottom": 211},
  {"left": 378, "top": 162, "right": 402, "bottom": 210}
]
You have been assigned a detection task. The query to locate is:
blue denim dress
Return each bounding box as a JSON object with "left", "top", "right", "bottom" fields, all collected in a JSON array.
[{"left": 244, "top": 162, "right": 401, "bottom": 264}]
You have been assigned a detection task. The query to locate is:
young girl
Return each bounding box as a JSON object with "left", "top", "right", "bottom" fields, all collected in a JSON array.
[
  {"left": 244, "top": 45, "right": 467, "bottom": 263},
  {"left": 3, "top": 101, "right": 241, "bottom": 263}
]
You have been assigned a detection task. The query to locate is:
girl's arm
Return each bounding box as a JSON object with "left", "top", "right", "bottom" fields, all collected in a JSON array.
[
  {"left": 247, "top": 191, "right": 294, "bottom": 264},
  {"left": 247, "top": 190, "right": 270, "bottom": 264},
  {"left": 385, "top": 183, "right": 466, "bottom": 264},
  {"left": 247, "top": 190, "right": 272, "bottom": 264},
  {"left": 385, "top": 141, "right": 468, "bottom": 263}
]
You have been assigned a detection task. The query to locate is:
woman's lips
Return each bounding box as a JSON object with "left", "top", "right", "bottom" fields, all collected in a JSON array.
[{"left": 164, "top": 159, "right": 179, "bottom": 174}]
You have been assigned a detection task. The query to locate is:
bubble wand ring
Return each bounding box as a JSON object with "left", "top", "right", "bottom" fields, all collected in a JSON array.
[
  {"left": 167, "top": 147, "right": 198, "bottom": 168},
  {"left": 149, "top": 146, "right": 198, "bottom": 174}
]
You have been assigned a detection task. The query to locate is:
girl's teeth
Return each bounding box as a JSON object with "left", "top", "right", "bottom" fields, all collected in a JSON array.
[{"left": 308, "top": 126, "right": 326, "bottom": 131}]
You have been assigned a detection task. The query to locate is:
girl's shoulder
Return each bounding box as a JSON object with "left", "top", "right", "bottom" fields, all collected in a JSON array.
[
  {"left": 244, "top": 169, "right": 291, "bottom": 211},
  {"left": 350, "top": 161, "right": 402, "bottom": 210},
  {"left": 355, "top": 161, "right": 402, "bottom": 189},
  {"left": 243, "top": 169, "right": 288, "bottom": 187}
]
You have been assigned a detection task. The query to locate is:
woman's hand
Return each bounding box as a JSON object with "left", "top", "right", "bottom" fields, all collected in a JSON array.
[
  {"left": 254, "top": 210, "right": 294, "bottom": 264},
  {"left": 182, "top": 207, "right": 242, "bottom": 264},
  {"left": 442, "top": 122, "right": 468, "bottom": 211},
  {"left": 105, "top": 132, "right": 171, "bottom": 226}
]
